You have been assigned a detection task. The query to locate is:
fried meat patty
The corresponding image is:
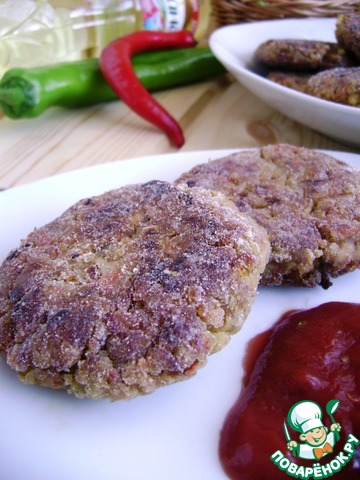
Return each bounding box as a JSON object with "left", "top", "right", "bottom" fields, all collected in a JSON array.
[
  {"left": 267, "top": 71, "right": 311, "bottom": 92},
  {"left": 336, "top": 14, "right": 360, "bottom": 61},
  {"left": 255, "top": 39, "right": 354, "bottom": 71},
  {"left": 176, "top": 145, "right": 360, "bottom": 288},
  {"left": 306, "top": 67, "right": 360, "bottom": 106},
  {"left": 0, "top": 181, "right": 270, "bottom": 400}
]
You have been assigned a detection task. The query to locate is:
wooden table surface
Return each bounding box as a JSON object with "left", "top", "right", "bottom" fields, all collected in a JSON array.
[{"left": 0, "top": 71, "right": 359, "bottom": 190}]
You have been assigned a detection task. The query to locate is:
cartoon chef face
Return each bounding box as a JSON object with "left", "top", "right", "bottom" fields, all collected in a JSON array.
[
  {"left": 288, "top": 400, "right": 327, "bottom": 444},
  {"left": 300, "top": 426, "right": 328, "bottom": 446}
]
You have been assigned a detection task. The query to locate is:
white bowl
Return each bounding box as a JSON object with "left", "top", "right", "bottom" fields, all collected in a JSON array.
[{"left": 209, "top": 18, "right": 360, "bottom": 147}]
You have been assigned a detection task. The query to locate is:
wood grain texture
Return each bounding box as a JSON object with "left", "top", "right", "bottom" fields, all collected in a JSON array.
[{"left": 0, "top": 75, "right": 358, "bottom": 189}]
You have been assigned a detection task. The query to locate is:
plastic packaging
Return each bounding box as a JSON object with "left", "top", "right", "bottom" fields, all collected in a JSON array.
[{"left": 0, "top": 0, "right": 211, "bottom": 77}]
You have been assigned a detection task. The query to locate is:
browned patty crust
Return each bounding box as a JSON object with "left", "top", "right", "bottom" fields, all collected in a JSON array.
[
  {"left": 336, "top": 14, "right": 360, "bottom": 61},
  {"left": 267, "top": 71, "right": 311, "bottom": 92},
  {"left": 0, "top": 181, "right": 270, "bottom": 400},
  {"left": 176, "top": 145, "right": 360, "bottom": 288},
  {"left": 306, "top": 67, "right": 360, "bottom": 106},
  {"left": 255, "top": 39, "right": 354, "bottom": 71}
]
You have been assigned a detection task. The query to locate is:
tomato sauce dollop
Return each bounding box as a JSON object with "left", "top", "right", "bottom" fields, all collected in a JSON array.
[{"left": 219, "top": 302, "right": 360, "bottom": 480}]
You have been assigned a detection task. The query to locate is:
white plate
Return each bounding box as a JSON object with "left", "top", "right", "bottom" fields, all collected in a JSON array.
[
  {"left": 1, "top": 150, "right": 359, "bottom": 480},
  {"left": 209, "top": 18, "right": 360, "bottom": 147}
]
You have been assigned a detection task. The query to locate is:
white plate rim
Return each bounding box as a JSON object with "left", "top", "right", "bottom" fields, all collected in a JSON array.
[{"left": 1, "top": 148, "right": 359, "bottom": 480}]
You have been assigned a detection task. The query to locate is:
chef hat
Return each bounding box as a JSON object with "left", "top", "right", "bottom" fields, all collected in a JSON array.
[{"left": 287, "top": 401, "right": 324, "bottom": 434}]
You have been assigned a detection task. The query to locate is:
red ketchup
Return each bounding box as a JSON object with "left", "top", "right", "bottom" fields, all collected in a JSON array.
[{"left": 219, "top": 302, "right": 360, "bottom": 480}]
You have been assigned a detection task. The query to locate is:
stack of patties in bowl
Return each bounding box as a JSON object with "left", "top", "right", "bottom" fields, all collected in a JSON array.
[
  {"left": 256, "top": 14, "right": 360, "bottom": 106},
  {"left": 0, "top": 143, "right": 359, "bottom": 401}
]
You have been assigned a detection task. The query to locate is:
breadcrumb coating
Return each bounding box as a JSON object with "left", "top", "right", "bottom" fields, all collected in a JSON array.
[
  {"left": 267, "top": 71, "right": 311, "bottom": 92},
  {"left": 306, "top": 67, "right": 360, "bottom": 106},
  {"left": 0, "top": 181, "right": 270, "bottom": 400},
  {"left": 255, "top": 39, "right": 354, "bottom": 71},
  {"left": 336, "top": 14, "right": 360, "bottom": 62},
  {"left": 176, "top": 145, "right": 360, "bottom": 288}
]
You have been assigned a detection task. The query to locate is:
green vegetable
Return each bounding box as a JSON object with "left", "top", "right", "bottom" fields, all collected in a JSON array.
[{"left": 0, "top": 48, "right": 226, "bottom": 119}]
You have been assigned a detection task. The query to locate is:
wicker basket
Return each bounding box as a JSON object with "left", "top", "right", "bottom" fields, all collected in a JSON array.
[{"left": 212, "top": 0, "right": 360, "bottom": 25}]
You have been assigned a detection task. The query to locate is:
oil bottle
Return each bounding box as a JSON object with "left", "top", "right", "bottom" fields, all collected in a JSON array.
[{"left": 0, "top": 0, "right": 211, "bottom": 77}]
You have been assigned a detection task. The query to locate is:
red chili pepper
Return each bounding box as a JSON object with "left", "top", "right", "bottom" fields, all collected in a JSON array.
[{"left": 99, "top": 31, "right": 196, "bottom": 148}]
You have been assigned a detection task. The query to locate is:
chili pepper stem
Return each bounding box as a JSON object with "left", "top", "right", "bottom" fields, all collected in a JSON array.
[
  {"left": 0, "top": 87, "right": 19, "bottom": 104},
  {"left": 0, "top": 86, "right": 31, "bottom": 118}
]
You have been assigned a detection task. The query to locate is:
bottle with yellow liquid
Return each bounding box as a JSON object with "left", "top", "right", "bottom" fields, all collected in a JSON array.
[{"left": 0, "top": 0, "right": 211, "bottom": 77}]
